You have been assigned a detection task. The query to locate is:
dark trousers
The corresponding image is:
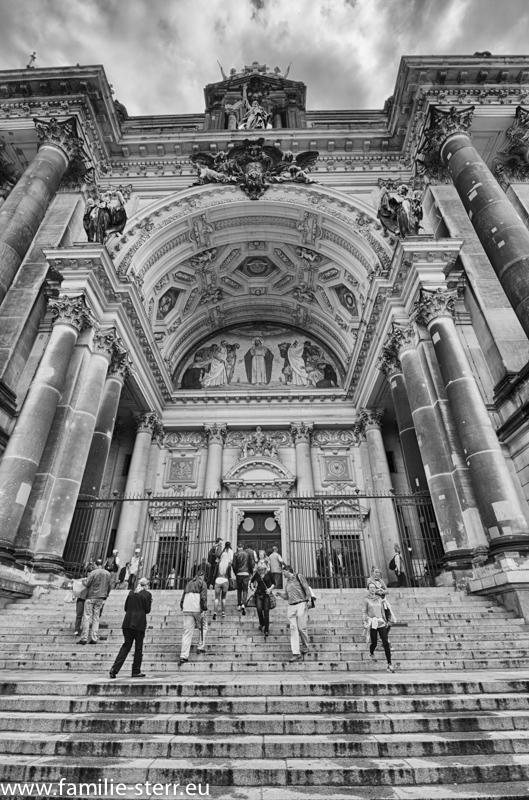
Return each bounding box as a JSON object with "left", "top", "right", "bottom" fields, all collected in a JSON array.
[
  {"left": 394, "top": 570, "right": 407, "bottom": 587},
  {"left": 256, "top": 593, "right": 271, "bottom": 634},
  {"left": 236, "top": 574, "right": 249, "bottom": 606},
  {"left": 128, "top": 574, "right": 137, "bottom": 591},
  {"left": 111, "top": 628, "right": 145, "bottom": 675},
  {"left": 370, "top": 625, "right": 391, "bottom": 665},
  {"left": 75, "top": 599, "right": 85, "bottom": 631}
]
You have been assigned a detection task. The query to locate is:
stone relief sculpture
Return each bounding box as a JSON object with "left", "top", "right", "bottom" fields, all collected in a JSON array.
[
  {"left": 83, "top": 189, "right": 127, "bottom": 243},
  {"left": 190, "top": 139, "right": 318, "bottom": 200},
  {"left": 176, "top": 323, "right": 341, "bottom": 391},
  {"left": 377, "top": 182, "right": 423, "bottom": 238},
  {"left": 240, "top": 427, "right": 280, "bottom": 460}
]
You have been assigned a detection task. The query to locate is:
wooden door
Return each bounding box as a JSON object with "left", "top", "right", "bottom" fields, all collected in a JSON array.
[{"left": 236, "top": 511, "right": 281, "bottom": 555}]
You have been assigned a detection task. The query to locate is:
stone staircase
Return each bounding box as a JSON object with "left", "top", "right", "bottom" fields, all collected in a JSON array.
[{"left": 0, "top": 588, "right": 529, "bottom": 798}]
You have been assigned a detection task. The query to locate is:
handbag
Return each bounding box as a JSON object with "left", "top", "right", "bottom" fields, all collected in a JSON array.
[
  {"left": 63, "top": 589, "right": 76, "bottom": 604},
  {"left": 72, "top": 579, "right": 88, "bottom": 600},
  {"left": 268, "top": 592, "right": 277, "bottom": 610}
]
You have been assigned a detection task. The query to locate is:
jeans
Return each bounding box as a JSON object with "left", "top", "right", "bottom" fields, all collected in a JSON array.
[
  {"left": 236, "top": 574, "right": 249, "bottom": 606},
  {"left": 75, "top": 599, "right": 85, "bottom": 632},
  {"left": 81, "top": 597, "right": 104, "bottom": 642},
  {"left": 370, "top": 625, "right": 391, "bottom": 664},
  {"left": 256, "top": 593, "right": 271, "bottom": 634},
  {"left": 128, "top": 573, "right": 138, "bottom": 591},
  {"left": 111, "top": 628, "right": 145, "bottom": 675},
  {"left": 287, "top": 602, "right": 309, "bottom": 655}
]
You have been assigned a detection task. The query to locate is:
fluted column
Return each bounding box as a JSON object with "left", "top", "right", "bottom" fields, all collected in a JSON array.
[
  {"left": 423, "top": 105, "right": 529, "bottom": 340},
  {"left": 291, "top": 422, "right": 314, "bottom": 495},
  {"left": 203, "top": 424, "right": 227, "bottom": 495},
  {"left": 378, "top": 350, "right": 428, "bottom": 493},
  {"left": 0, "top": 118, "right": 85, "bottom": 304},
  {"left": 113, "top": 411, "right": 164, "bottom": 562},
  {"left": 415, "top": 286, "right": 529, "bottom": 552},
  {"left": 386, "top": 322, "right": 486, "bottom": 562},
  {"left": 79, "top": 349, "right": 130, "bottom": 499},
  {"left": 355, "top": 409, "right": 399, "bottom": 570},
  {"left": 31, "top": 329, "right": 119, "bottom": 572},
  {"left": 0, "top": 295, "right": 93, "bottom": 563}
]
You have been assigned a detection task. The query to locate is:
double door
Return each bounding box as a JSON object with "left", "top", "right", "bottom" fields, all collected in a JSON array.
[{"left": 236, "top": 511, "right": 281, "bottom": 555}]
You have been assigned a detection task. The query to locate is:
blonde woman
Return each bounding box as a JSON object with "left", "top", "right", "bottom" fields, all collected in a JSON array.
[
  {"left": 213, "top": 542, "right": 233, "bottom": 621},
  {"left": 363, "top": 581, "right": 395, "bottom": 673}
]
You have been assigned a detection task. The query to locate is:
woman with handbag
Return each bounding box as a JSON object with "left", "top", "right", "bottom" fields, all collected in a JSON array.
[
  {"left": 249, "top": 563, "right": 275, "bottom": 638},
  {"left": 367, "top": 566, "right": 396, "bottom": 636},
  {"left": 363, "top": 581, "right": 395, "bottom": 673},
  {"left": 213, "top": 542, "right": 233, "bottom": 621}
]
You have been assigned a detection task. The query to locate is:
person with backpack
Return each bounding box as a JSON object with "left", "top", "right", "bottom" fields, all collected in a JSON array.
[
  {"left": 276, "top": 565, "right": 314, "bottom": 662},
  {"left": 390, "top": 544, "right": 407, "bottom": 587},
  {"left": 104, "top": 549, "right": 121, "bottom": 589},
  {"left": 179, "top": 567, "right": 208, "bottom": 665},
  {"left": 206, "top": 537, "right": 223, "bottom": 588}
]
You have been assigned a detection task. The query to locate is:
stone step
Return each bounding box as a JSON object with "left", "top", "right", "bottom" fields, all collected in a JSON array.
[
  {"left": 2, "top": 729, "right": 529, "bottom": 759},
  {"left": 1, "top": 752, "right": 529, "bottom": 786}
]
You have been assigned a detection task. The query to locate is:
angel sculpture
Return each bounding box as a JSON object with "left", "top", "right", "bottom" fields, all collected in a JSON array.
[
  {"left": 190, "top": 151, "right": 238, "bottom": 186},
  {"left": 83, "top": 189, "right": 127, "bottom": 244},
  {"left": 378, "top": 184, "right": 423, "bottom": 238},
  {"left": 269, "top": 150, "right": 319, "bottom": 184}
]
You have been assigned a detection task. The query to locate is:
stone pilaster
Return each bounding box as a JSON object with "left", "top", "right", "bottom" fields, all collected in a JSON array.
[
  {"left": 290, "top": 422, "right": 314, "bottom": 495},
  {"left": 113, "top": 410, "right": 163, "bottom": 562},
  {"left": 423, "top": 105, "right": 529, "bottom": 341},
  {"left": 203, "top": 423, "right": 227, "bottom": 495},
  {"left": 378, "top": 346, "right": 428, "bottom": 493},
  {"left": 386, "top": 321, "right": 485, "bottom": 566},
  {"left": 0, "top": 118, "right": 85, "bottom": 304},
  {"left": 0, "top": 295, "right": 93, "bottom": 563},
  {"left": 79, "top": 339, "right": 130, "bottom": 500},
  {"left": 31, "top": 328, "right": 117, "bottom": 573},
  {"left": 415, "top": 286, "right": 529, "bottom": 554},
  {"left": 355, "top": 408, "right": 399, "bottom": 571}
]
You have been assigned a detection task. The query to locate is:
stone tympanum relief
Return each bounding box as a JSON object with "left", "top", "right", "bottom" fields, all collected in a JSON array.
[{"left": 175, "top": 323, "right": 342, "bottom": 391}]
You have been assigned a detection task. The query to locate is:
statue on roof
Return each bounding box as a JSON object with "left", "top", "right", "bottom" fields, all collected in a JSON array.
[{"left": 238, "top": 85, "right": 271, "bottom": 130}]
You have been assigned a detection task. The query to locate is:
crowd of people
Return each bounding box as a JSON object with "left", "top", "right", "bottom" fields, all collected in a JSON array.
[{"left": 72, "top": 543, "right": 401, "bottom": 678}]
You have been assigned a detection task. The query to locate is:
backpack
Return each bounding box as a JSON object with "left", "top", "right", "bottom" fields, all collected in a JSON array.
[
  {"left": 389, "top": 556, "right": 396, "bottom": 571},
  {"left": 207, "top": 546, "right": 218, "bottom": 565}
]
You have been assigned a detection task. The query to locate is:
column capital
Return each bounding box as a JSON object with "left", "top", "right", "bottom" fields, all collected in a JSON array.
[
  {"left": 355, "top": 408, "right": 385, "bottom": 438},
  {"left": 413, "top": 286, "right": 456, "bottom": 326},
  {"left": 385, "top": 321, "right": 418, "bottom": 356},
  {"left": 290, "top": 422, "right": 313, "bottom": 445},
  {"left": 204, "top": 423, "right": 227, "bottom": 445},
  {"left": 422, "top": 105, "right": 475, "bottom": 157},
  {"left": 33, "top": 117, "right": 85, "bottom": 163},
  {"left": 133, "top": 411, "right": 164, "bottom": 442},
  {"left": 92, "top": 327, "right": 122, "bottom": 362},
  {"left": 48, "top": 294, "right": 94, "bottom": 333},
  {"left": 108, "top": 348, "right": 132, "bottom": 382},
  {"left": 502, "top": 105, "right": 529, "bottom": 164},
  {"left": 377, "top": 344, "right": 402, "bottom": 379}
]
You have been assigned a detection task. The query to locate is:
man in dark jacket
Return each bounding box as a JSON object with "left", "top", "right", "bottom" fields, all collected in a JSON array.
[
  {"left": 109, "top": 577, "right": 152, "bottom": 678},
  {"left": 233, "top": 543, "right": 255, "bottom": 614},
  {"left": 78, "top": 558, "right": 111, "bottom": 645}
]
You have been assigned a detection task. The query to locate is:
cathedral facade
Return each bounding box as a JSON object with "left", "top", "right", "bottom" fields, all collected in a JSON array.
[{"left": 1, "top": 55, "right": 529, "bottom": 612}]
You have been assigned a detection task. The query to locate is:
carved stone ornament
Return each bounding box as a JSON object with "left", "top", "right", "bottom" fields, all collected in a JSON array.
[
  {"left": 493, "top": 158, "right": 529, "bottom": 189},
  {"left": 413, "top": 286, "right": 456, "bottom": 326},
  {"left": 239, "top": 426, "right": 280, "bottom": 461},
  {"left": 290, "top": 422, "right": 313, "bottom": 444},
  {"left": 312, "top": 429, "right": 357, "bottom": 447},
  {"left": 377, "top": 182, "right": 423, "bottom": 238},
  {"left": 165, "top": 431, "right": 207, "bottom": 449},
  {"left": 385, "top": 322, "right": 418, "bottom": 356},
  {"left": 377, "top": 345, "right": 402, "bottom": 379},
  {"left": 355, "top": 408, "right": 385, "bottom": 437},
  {"left": 133, "top": 411, "right": 164, "bottom": 442},
  {"left": 108, "top": 348, "right": 131, "bottom": 382},
  {"left": 83, "top": 188, "right": 127, "bottom": 244},
  {"left": 421, "top": 106, "right": 475, "bottom": 158},
  {"left": 34, "top": 117, "right": 85, "bottom": 162},
  {"left": 204, "top": 423, "right": 227, "bottom": 445},
  {"left": 92, "top": 327, "right": 121, "bottom": 361},
  {"left": 48, "top": 294, "right": 94, "bottom": 332},
  {"left": 190, "top": 137, "right": 319, "bottom": 200},
  {"left": 501, "top": 105, "right": 529, "bottom": 164}
]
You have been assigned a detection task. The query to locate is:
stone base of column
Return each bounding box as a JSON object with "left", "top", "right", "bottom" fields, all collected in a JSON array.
[
  {"left": 13, "top": 547, "right": 34, "bottom": 567},
  {"left": 0, "top": 564, "right": 37, "bottom": 609},
  {"left": 469, "top": 563, "right": 529, "bottom": 623},
  {"left": 488, "top": 534, "right": 529, "bottom": 559},
  {"left": 32, "top": 552, "right": 65, "bottom": 575},
  {"left": 0, "top": 540, "right": 16, "bottom": 566},
  {"left": 441, "top": 548, "right": 473, "bottom": 571}
]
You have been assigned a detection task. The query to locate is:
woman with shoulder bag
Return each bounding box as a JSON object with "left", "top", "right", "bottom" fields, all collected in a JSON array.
[
  {"left": 249, "top": 563, "right": 276, "bottom": 638},
  {"left": 213, "top": 542, "right": 233, "bottom": 621},
  {"left": 363, "top": 581, "right": 395, "bottom": 673}
]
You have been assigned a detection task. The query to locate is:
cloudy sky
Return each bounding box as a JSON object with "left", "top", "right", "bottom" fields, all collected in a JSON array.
[{"left": 0, "top": 0, "right": 528, "bottom": 116}]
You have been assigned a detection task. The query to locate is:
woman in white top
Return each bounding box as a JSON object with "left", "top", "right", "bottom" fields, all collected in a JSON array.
[
  {"left": 362, "top": 581, "right": 394, "bottom": 673},
  {"left": 213, "top": 542, "right": 233, "bottom": 620}
]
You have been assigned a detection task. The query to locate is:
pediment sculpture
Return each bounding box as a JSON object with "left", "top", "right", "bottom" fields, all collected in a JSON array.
[
  {"left": 240, "top": 426, "right": 280, "bottom": 461},
  {"left": 190, "top": 138, "right": 319, "bottom": 200}
]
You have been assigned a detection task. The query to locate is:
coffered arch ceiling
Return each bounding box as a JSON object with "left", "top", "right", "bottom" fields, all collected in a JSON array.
[{"left": 109, "top": 183, "right": 394, "bottom": 386}]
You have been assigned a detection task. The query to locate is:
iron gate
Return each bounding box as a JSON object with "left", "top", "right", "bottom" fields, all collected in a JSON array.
[{"left": 64, "top": 492, "right": 442, "bottom": 587}]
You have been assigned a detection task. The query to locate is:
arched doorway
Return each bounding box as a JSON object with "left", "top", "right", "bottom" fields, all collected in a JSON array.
[{"left": 236, "top": 511, "right": 281, "bottom": 555}]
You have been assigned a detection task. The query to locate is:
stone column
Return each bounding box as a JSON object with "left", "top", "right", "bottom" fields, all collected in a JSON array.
[
  {"left": 291, "top": 422, "right": 314, "bottom": 495},
  {"left": 0, "top": 295, "right": 92, "bottom": 563},
  {"left": 0, "top": 118, "right": 84, "bottom": 304},
  {"left": 415, "top": 286, "right": 529, "bottom": 553},
  {"left": 355, "top": 409, "right": 399, "bottom": 570},
  {"left": 423, "top": 105, "right": 529, "bottom": 340},
  {"left": 113, "top": 411, "right": 163, "bottom": 563},
  {"left": 203, "top": 424, "right": 227, "bottom": 495},
  {"left": 386, "top": 322, "right": 486, "bottom": 563},
  {"left": 78, "top": 350, "right": 129, "bottom": 499},
  {"left": 378, "top": 350, "right": 428, "bottom": 493},
  {"left": 31, "top": 329, "right": 119, "bottom": 572}
]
